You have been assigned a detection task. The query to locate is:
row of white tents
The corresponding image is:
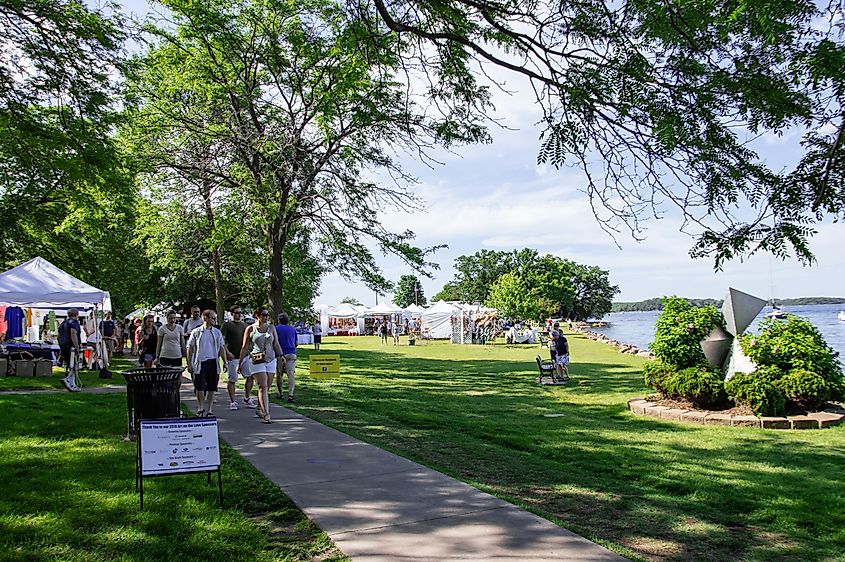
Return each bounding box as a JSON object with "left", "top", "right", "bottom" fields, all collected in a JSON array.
[{"left": 314, "top": 301, "right": 496, "bottom": 339}]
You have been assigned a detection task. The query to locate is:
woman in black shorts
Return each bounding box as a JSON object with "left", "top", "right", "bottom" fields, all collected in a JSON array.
[{"left": 137, "top": 315, "right": 158, "bottom": 368}]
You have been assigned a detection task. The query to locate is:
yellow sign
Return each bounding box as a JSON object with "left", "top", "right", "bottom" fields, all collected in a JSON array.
[{"left": 309, "top": 354, "right": 340, "bottom": 379}]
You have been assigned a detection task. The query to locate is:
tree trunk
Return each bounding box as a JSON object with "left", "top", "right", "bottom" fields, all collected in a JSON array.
[
  {"left": 267, "top": 223, "right": 287, "bottom": 318},
  {"left": 201, "top": 175, "right": 225, "bottom": 321}
]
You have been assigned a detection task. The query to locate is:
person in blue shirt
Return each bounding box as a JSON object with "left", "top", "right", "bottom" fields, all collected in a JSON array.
[{"left": 275, "top": 312, "right": 298, "bottom": 403}]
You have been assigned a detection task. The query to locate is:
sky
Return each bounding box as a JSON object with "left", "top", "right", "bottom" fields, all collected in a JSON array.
[{"left": 120, "top": 0, "right": 845, "bottom": 307}]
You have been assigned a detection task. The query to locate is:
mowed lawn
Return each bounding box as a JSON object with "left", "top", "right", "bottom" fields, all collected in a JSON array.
[
  {"left": 285, "top": 334, "right": 845, "bottom": 562},
  {"left": 0, "top": 391, "right": 346, "bottom": 562}
]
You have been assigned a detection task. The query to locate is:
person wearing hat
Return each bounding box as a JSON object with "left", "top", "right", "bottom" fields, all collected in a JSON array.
[{"left": 550, "top": 329, "right": 570, "bottom": 381}]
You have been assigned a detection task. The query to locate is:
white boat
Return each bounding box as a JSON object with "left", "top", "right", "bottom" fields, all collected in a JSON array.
[
  {"left": 765, "top": 307, "right": 787, "bottom": 320},
  {"left": 838, "top": 311, "right": 845, "bottom": 322}
]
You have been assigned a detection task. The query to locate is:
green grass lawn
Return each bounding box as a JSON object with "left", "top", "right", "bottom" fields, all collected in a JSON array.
[
  {"left": 0, "top": 391, "right": 346, "bottom": 562},
  {"left": 280, "top": 334, "right": 845, "bottom": 562}
]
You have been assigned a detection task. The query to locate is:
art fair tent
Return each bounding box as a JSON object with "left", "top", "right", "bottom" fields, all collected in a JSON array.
[
  {"left": 322, "top": 303, "right": 364, "bottom": 335},
  {"left": 420, "top": 300, "right": 459, "bottom": 339},
  {"left": 404, "top": 303, "right": 424, "bottom": 317},
  {"left": 363, "top": 302, "right": 404, "bottom": 316},
  {"left": 0, "top": 257, "right": 111, "bottom": 310}
]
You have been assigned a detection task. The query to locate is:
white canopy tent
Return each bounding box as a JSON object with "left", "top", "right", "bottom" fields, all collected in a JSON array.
[
  {"left": 0, "top": 257, "right": 111, "bottom": 352},
  {"left": 363, "top": 302, "right": 404, "bottom": 316},
  {"left": 322, "top": 303, "right": 364, "bottom": 335},
  {"left": 404, "top": 304, "right": 424, "bottom": 317},
  {"left": 0, "top": 257, "right": 111, "bottom": 310},
  {"left": 420, "top": 300, "right": 460, "bottom": 339}
]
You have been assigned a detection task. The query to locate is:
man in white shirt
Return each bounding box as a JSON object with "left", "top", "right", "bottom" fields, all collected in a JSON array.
[
  {"left": 183, "top": 306, "right": 204, "bottom": 339},
  {"left": 186, "top": 310, "right": 232, "bottom": 417}
]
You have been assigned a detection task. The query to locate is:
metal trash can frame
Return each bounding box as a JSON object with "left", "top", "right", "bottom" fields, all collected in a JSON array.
[{"left": 123, "top": 367, "right": 183, "bottom": 440}]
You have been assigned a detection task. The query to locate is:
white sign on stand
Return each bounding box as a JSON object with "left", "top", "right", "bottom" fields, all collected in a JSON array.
[{"left": 139, "top": 418, "right": 220, "bottom": 476}]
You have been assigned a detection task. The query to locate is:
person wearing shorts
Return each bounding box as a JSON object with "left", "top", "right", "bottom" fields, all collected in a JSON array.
[
  {"left": 275, "top": 312, "right": 298, "bottom": 403},
  {"left": 551, "top": 330, "right": 570, "bottom": 380},
  {"left": 186, "top": 310, "right": 230, "bottom": 417},
  {"left": 312, "top": 320, "right": 322, "bottom": 351},
  {"left": 222, "top": 305, "right": 254, "bottom": 410},
  {"left": 241, "top": 308, "right": 283, "bottom": 423}
]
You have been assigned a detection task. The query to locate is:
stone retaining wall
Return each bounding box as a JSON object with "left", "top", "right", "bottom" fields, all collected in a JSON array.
[
  {"left": 627, "top": 398, "right": 845, "bottom": 429},
  {"left": 572, "top": 324, "right": 655, "bottom": 359}
]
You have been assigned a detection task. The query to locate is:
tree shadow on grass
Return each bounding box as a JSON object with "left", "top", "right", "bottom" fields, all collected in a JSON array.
[
  {"left": 287, "top": 346, "right": 845, "bottom": 562},
  {"left": 0, "top": 394, "right": 343, "bottom": 562}
]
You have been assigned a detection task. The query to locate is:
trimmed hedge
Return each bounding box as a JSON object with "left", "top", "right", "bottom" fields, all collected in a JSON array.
[{"left": 725, "top": 372, "right": 785, "bottom": 416}]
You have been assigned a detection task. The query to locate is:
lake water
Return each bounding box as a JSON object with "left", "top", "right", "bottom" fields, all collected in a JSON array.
[{"left": 591, "top": 303, "right": 845, "bottom": 362}]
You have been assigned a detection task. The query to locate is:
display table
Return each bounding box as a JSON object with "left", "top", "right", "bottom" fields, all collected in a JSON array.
[{"left": 296, "top": 334, "right": 313, "bottom": 345}]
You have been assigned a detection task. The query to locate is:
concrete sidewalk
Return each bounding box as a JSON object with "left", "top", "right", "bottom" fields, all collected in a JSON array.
[{"left": 182, "top": 383, "right": 627, "bottom": 561}]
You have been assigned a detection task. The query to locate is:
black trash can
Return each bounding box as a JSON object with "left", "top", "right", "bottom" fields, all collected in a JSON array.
[{"left": 123, "top": 367, "right": 183, "bottom": 440}]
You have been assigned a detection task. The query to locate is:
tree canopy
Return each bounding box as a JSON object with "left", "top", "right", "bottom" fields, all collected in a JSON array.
[
  {"left": 364, "top": 0, "right": 845, "bottom": 266},
  {"left": 438, "top": 249, "right": 618, "bottom": 320},
  {"left": 393, "top": 274, "right": 427, "bottom": 308}
]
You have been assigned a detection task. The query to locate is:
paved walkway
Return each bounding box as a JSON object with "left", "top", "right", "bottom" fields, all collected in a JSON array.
[{"left": 181, "top": 381, "right": 627, "bottom": 561}]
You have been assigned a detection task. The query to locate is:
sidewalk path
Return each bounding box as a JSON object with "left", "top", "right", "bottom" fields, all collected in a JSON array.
[{"left": 182, "top": 381, "right": 627, "bottom": 561}]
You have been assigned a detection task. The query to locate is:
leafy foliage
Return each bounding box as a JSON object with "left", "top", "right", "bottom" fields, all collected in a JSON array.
[
  {"left": 725, "top": 372, "right": 786, "bottom": 417},
  {"left": 775, "top": 369, "right": 833, "bottom": 412},
  {"left": 367, "top": 0, "right": 845, "bottom": 266},
  {"left": 740, "top": 316, "right": 843, "bottom": 384},
  {"left": 649, "top": 297, "right": 722, "bottom": 369},
  {"left": 643, "top": 360, "right": 675, "bottom": 397},
  {"left": 485, "top": 272, "right": 537, "bottom": 320},
  {"left": 393, "top": 275, "right": 427, "bottom": 308},
  {"left": 732, "top": 315, "right": 845, "bottom": 410},
  {"left": 128, "top": 0, "right": 450, "bottom": 315},
  {"left": 665, "top": 367, "right": 726, "bottom": 410},
  {"left": 444, "top": 249, "right": 615, "bottom": 320}
]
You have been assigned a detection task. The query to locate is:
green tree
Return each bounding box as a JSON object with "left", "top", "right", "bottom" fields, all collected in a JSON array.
[
  {"left": 341, "top": 297, "right": 363, "bottom": 306},
  {"left": 432, "top": 282, "right": 461, "bottom": 303},
  {"left": 365, "top": 1, "right": 845, "bottom": 266},
  {"left": 393, "top": 275, "right": 427, "bottom": 307},
  {"left": 130, "top": 0, "right": 455, "bottom": 316},
  {"left": 0, "top": 1, "right": 152, "bottom": 313},
  {"left": 485, "top": 271, "right": 538, "bottom": 320},
  {"left": 562, "top": 263, "right": 620, "bottom": 321}
]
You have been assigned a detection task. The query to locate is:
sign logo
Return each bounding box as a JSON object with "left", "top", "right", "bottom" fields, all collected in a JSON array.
[{"left": 309, "top": 354, "right": 340, "bottom": 379}]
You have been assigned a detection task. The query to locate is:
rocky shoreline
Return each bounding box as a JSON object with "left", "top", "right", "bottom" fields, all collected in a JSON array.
[{"left": 571, "top": 323, "right": 655, "bottom": 359}]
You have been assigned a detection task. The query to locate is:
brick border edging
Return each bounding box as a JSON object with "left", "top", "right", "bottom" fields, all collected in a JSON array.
[{"left": 627, "top": 397, "right": 845, "bottom": 429}]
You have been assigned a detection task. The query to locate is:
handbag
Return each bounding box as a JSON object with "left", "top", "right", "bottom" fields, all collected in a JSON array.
[{"left": 250, "top": 351, "right": 266, "bottom": 364}]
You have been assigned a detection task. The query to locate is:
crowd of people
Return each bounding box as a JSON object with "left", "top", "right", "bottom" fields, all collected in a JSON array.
[{"left": 59, "top": 304, "right": 316, "bottom": 423}]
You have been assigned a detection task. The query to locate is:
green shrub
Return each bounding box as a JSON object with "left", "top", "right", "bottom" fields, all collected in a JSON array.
[
  {"left": 665, "top": 366, "right": 726, "bottom": 409},
  {"left": 649, "top": 297, "right": 722, "bottom": 369},
  {"left": 643, "top": 360, "right": 675, "bottom": 397},
  {"left": 725, "top": 372, "right": 785, "bottom": 416},
  {"left": 774, "top": 368, "right": 831, "bottom": 411},
  {"left": 740, "top": 316, "right": 843, "bottom": 384}
]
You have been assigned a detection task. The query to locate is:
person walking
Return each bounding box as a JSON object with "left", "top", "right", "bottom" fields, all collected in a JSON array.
[
  {"left": 187, "top": 309, "right": 230, "bottom": 417},
  {"left": 222, "top": 305, "right": 255, "bottom": 411},
  {"left": 137, "top": 315, "right": 158, "bottom": 368},
  {"left": 131, "top": 317, "right": 142, "bottom": 356},
  {"left": 274, "top": 312, "right": 298, "bottom": 403},
  {"left": 58, "top": 309, "right": 82, "bottom": 392},
  {"left": 312, "top": 318, "right": 322, "bottom": 351},
  {"left": 240, "top": 308, "right": 282, "bottom": 423},
  {"left": 183, "top": 306, "right": 203, "bottom": 340},
  {"left": 379, "top": 321, "right": 388, "bottom": 345},
  {"left": 155, "top": 310, "right": 186, "bottom": 370},
  {"left": 84, "top": 312, "right": 102, "bottom": 370},
  {"left": 100, "top": 311, "right": 117, "bottom": 365},
  {"left": 391, "top": 319, "right": 400, "bottom": 345}
]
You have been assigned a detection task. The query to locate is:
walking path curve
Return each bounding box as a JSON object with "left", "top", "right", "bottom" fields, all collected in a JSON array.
[{"left": 181, "top": 381, "right": 627, "bottom": 561}]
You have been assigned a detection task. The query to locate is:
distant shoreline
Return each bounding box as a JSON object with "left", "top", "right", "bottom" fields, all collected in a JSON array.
[{"left": 612, "top": 297, "right": 845, "bottom": 313}]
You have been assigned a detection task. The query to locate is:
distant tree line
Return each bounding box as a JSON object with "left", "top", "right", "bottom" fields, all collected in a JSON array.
[
  {"left": 433, "top": 249, "right": 618, "bottom": 321},
  {"left": 613, "top": 296, "right": 845, "bottom": 312}
]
